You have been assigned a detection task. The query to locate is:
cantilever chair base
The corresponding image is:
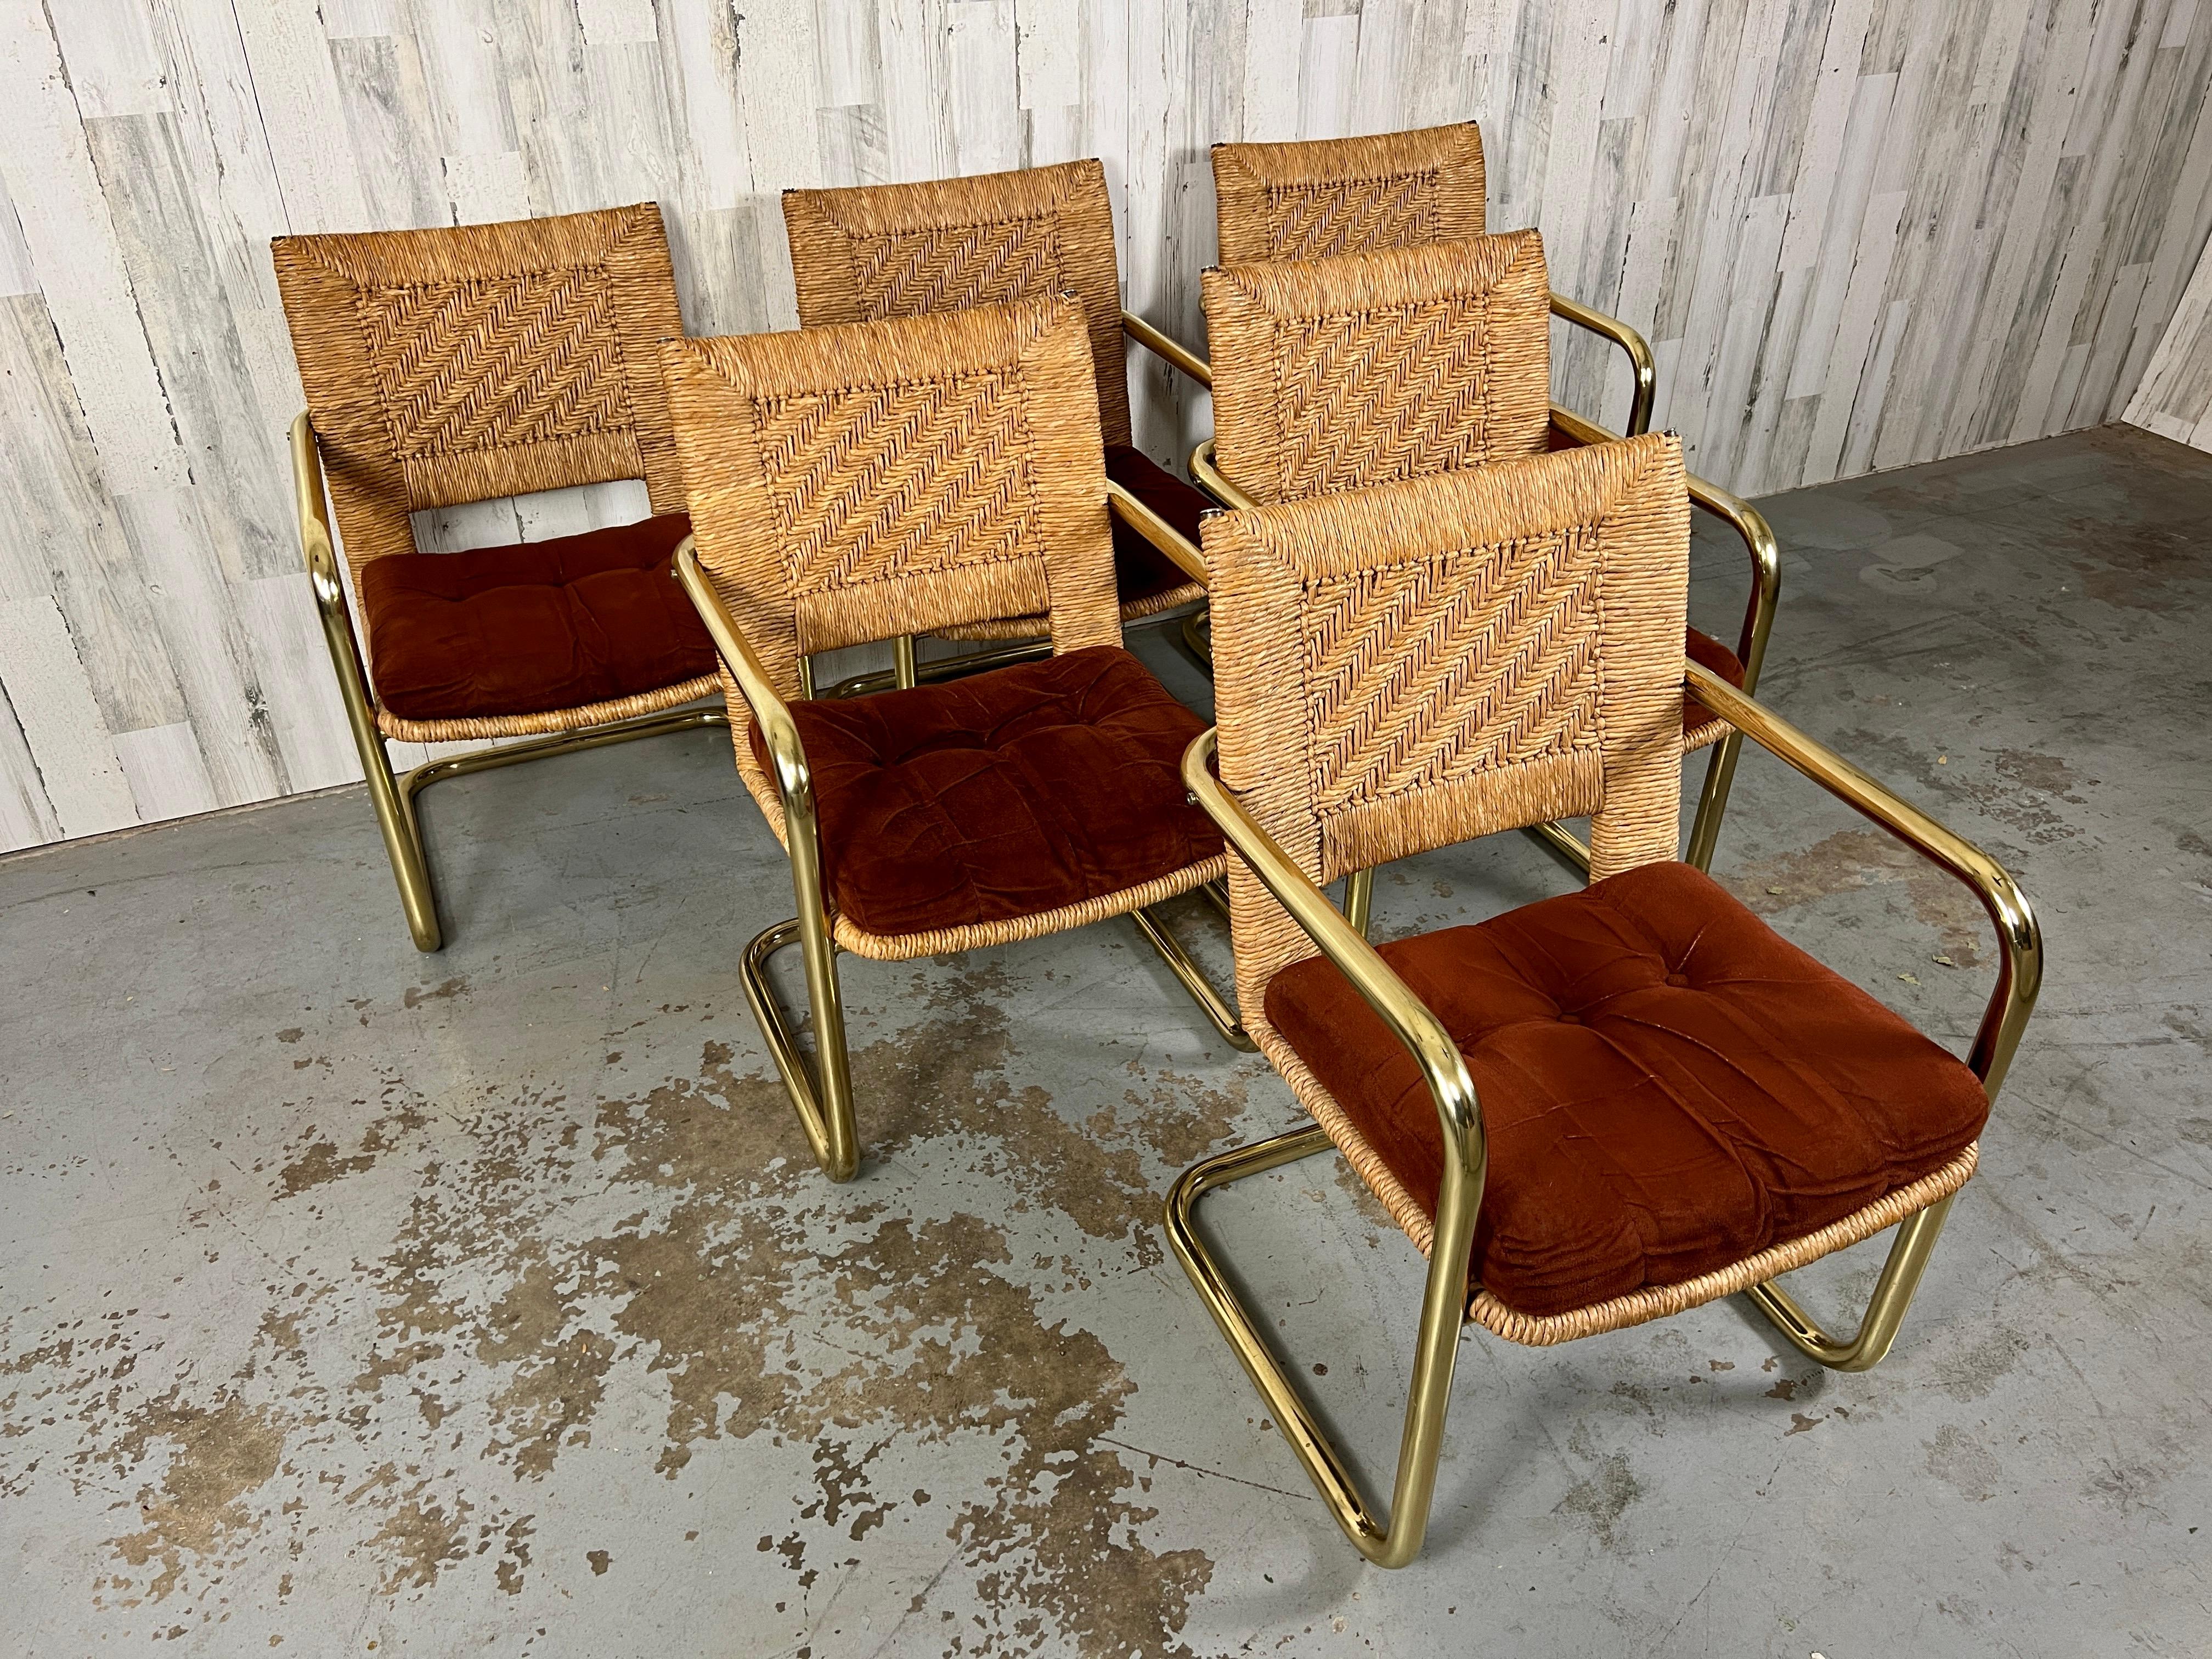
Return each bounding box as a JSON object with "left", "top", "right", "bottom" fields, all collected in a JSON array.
[
  {"left": 746, "top": 892, "right": 1256, "bottom": 1182},
  {"left": 386, "top": 704, "right": 729, "bottom": 953},
  {"left": 1163, "top": 1124, "right": 1965, "bottom": 1565}
]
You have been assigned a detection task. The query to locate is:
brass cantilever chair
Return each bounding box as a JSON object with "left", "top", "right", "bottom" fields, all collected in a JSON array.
[
  {"left": 1194, "top": 229, "right": 1775, "bottom": 907},
  {"left": 1201, "top": 123, "right": 1779, "bottom": 878},
  {"left": 782, "top": 160, "right": 1216, "bottom": 680},
  {"left": 273, "top": 203, "right": 722, "bottom": 952},
  {"left": 664, "top": 295, "right": 1239, "bottom": 1180},
  {"left": 1170, "top": 433, "right": 2041, "bottom": 1567}
]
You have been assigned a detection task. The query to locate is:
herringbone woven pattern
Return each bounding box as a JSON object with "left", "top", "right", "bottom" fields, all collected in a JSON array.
[
  {"left": 1213, "top": 123, "right": 1486, "bottom": 264},
  {"left": 1302, "top": 526, "right": 1602, "bottom": 816},
  {"left": 753, "top": 371, "right": 1042, "bottom": 600},
  {"left": 1272, "top": 292, "right": 1507, "bottom": 498},
  {"left": 1205, "top": 433, "right": 1688, "bottom": 1035},
  {"left": 1204, "top": 231, "right": 1551, "bottom": 509},
  {"left": 664, "top": 296, "right": 1222, "bottom": 964},
  {"left": 849, "top": 216, "right": 1061, "bottom": 323},
  {"left": 783, "top": 163, "right": 1131, "bottom": 445},
  {"left": 663, "top": 296, "right": 1122, "bottom": 847},
  {"left": 357, "top": 266, "right": 633, "bottom": 466},
  {"left": 273, "top": 203, "right": 691, "bottom": 736},
  {"left": 1262, "top": 172, "right": 1442, "bottom": 261}
]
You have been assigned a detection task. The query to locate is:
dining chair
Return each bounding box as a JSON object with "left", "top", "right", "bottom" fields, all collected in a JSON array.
[
  {"left": 664, "top": 295, "right": 1245, "bottom": 1180},
  {"left": 1169, "top": 433, "right": 2041, "bottom": 1566},
  {"left": 273, "top": 203, "right": 721, "bottom": 952}
]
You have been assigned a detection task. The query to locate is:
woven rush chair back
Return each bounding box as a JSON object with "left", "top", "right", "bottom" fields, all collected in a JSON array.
[
  {"left": 782, "top": 161, "right": 1131, "bottom": 447},
  {"left": 272, "top": 204, "right": 685, "bottom": 600},
  {"left": 1204, "top": 432, "right": 1690, "bottom": 1023},
  {"left": 662, "top": 296, "right": 1120, "bottom": 814},
  {"left": 1203, "top": 230, "right": 1550, "bottom": 510},
  {"left": 1212, "top": 123, "right": 1486, "bottom": 265}
]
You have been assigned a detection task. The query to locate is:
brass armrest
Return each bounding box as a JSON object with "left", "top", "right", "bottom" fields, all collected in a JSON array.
[
  {"left": 1553, "top": 403, "right": 1781, "bottom": 690},
  {"left": 1106, "top": 479, "right": 1209, "bottom": 586},
  {"left": 672, "top": 538, "right": 819, "bottom": 820},
  {"left": 290, "top": 414, "right": 346, "bottom": 615},
  {"left": 1121, "top": 309, "right": 1212, "bottom": 388},
  {"left": 1182, "top": 730, "right": 1483, "bottom": 1184},
  {"left": 1683, "top": 663, "right": 2044, "bottom": 1100},
  {"left": 1548, "top": 292, "right": 1656, "bottom": 439},
  {"left": 1188, "top": 439, "right": 1252, "bottom": 513}
]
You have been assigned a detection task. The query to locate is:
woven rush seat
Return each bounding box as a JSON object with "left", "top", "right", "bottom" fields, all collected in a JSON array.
[
  {"left": 1263, "top": 860, "right": 1990, "bottom": 1321},
  {"left": 360, "top": 512, "right": 713, "bottom": 724},
  {"left": 746, "top": 645, "right": 1220, "bottom": 940}
]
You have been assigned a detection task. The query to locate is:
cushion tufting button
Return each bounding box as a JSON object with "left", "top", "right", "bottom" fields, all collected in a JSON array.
[
  {"left": 1665, "top": 972, "right": 1689, "bottom": 987},
  {"left": 1556, "top": 1011, "right": 1581, "bottom": 1024}
]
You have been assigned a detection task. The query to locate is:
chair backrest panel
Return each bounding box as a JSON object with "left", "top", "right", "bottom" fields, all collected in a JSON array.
[
  {"left": 1212, "top": 124, "right": 1486, "bottom": 265},
  {"left": 1204, "top": 230, "right": 1551, "bottom": 507},
  {"left": 783, "top": 161, "right": 1132, "bottom": 446},
  {"left": 663, "top": 296, "right": 1120, "bottom": 714},
  {"left": 1205, "top": 434, "right": 1689, "bottom": 1018},
  {"left": 272, "top": 203, "right": 686, "bottom": 585}
]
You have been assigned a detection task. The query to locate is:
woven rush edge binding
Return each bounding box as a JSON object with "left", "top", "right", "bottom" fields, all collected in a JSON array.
[{"left": 374, "top": 675, "right": 722, "bottom": 743}]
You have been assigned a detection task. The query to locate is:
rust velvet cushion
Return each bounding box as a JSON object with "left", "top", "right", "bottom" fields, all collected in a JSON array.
[
  {"left": 360, "top": 512, "right": 713, "bottom": 722},
  {"left": 752, "top": 645, "right": 1221, "bottom": 940},
  {"left": 1104, "top": 444, "right": 1207, "bottom": 606},
  {"left": 1263, "top": 861, "right": 1989, "bottom": 1318}
]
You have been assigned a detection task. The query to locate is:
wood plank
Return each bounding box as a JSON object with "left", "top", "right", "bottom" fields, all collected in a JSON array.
[
  {"left": 0, "top": 0, "right": 190, "bottom": 493},
  {"left": 115, "top": 720, "right": 221, "bottom": 822},
  {"left": 0, "top": 596, "right": 140, "bottom": 838}
]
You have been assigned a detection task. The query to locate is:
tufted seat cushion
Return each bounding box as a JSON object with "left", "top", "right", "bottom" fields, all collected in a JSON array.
[
  {"left": 1105, "top": 445, "right": 1210, "bottom": 607},
  {"left": 360, "top": 512, "right": 714, "bottom": 722},
  {"left": 1263, "top": 860, "right": 1988, "bottom": 1318},
  {"left": 752, "top": 645, "right": 1222, "bottom": 940}
]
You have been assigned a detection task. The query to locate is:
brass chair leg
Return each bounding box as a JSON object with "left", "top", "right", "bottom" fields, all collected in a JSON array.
[
  {"left": 1341, "top": 866, "right": 1375, "bottom": 939},
  {"left": 1523, "top": 818, "right": 1592, "bottom": 876},
  {"left": 1745, "top": 1192, "right": 1957, "bottom": 1373},
  {"left": 741, "top": 911, "right": 859, "bottom": 1183},
  {"left": 1173, "top": 608, "right": 1214, "bottom": 677},
  {"left": 1683, "top": 729, "right": 1746, "bottom": 873},
  {"left": 364, "top": 725, "right": 442, "bottom": 953},
  {"left": 1164, "top": 1124, "right": 1481, "bottom": 1568},
  {"left": 893, "top": 634, "right": 918, "bottom": 690},
  {"left": 1131, "top": 902, "right": 1257, "bottom": 1052}
]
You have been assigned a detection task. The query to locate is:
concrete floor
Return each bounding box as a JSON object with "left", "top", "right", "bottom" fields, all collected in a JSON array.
[{"left": 2, "top": 424, "right": 2207, "bottom": 1656}]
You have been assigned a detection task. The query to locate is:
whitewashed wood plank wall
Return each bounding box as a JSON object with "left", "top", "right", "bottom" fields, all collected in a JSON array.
[
  {"left": 2, "top": 0, "right": 2209, "bottom": 850},
  {"left": 2127, "top": 229, "right": 2212, "bottom": 449}
]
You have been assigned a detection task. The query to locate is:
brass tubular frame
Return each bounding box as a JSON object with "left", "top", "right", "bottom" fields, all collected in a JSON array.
[
  {"left": 1121, "top": 308, "right": 1213, "bottom": 387},
  {"left": 674, "top": 538, "right": 858, "bottom": 1182},
  {"left": 812, "top": 639, "right": 1052, "bottom": 703},
  {"left": 1684, "top": 661, "right": 2044, "bottom": 1369},
  {"left": 1166, "top": 671, "right": 2042, "bottom": 1562},
  {"left": 1548, "top": 291, "right": 1657, "bottom": 438},
  {"left": 291, "top": 413, "right": 726, "bottom": 955},
  {"left": 675, "top": 498, "right": 1247, "bottom": 1167},
  {"left": 1170, "top": 729, "right": 1485, "bottom": 1567}
]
